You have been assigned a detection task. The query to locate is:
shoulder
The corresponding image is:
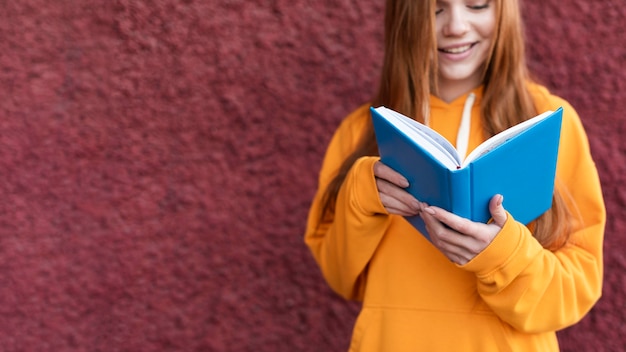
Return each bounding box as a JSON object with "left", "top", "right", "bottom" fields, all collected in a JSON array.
[
  {"left": 318, "top": 103, "right": 372, "bottom": 179},
  {"left": 526, "top": 82, "right": 595, "bottom": 173},
  {"left": 313, "top": 103, "right": 375, "bottom": 187},
  {"left": 328, "top": 103, "right": 372, "bottom": 152},
  {"left": 526, "top": 82, "right": 586, "bottom": 136},
  {"left": 527, "top": 82, "right": 575, "bottom": 113},
  {"left": 337, "top": 104, "right": 372, "bottom": 133}
]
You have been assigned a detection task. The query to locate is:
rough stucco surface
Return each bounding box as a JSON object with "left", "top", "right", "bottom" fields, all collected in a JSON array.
[{"left": 0, "top": 0, "right": 623, "bottom": 351}]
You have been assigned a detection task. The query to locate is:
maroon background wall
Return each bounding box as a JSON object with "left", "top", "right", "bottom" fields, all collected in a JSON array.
[{"left": 0, "top": 0, "right": 624, "bottom": 351}]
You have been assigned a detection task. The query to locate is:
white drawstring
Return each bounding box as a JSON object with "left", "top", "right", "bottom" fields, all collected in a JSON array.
[{"left": 455, "top": 92, "right": 475, "bottom": 162}]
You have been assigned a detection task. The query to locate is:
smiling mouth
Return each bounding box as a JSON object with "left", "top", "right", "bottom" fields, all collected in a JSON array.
[{"left": 439, "top": 43, "right": 476, "bottom": 54}]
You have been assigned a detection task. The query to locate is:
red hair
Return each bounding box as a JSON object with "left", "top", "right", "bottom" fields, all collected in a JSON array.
[{"left": 320, "top": 0, "right": 571, "bottom": 250}]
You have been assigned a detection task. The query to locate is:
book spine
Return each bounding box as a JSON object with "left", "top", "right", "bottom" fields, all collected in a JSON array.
[{"left": 449, "top": 168, "right": 472, "bottom": 220}]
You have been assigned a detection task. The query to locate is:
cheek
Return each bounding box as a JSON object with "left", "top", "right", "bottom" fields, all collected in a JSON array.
[
  {"left": 479, "top": 11, "right": 497, "bottom": 39},
  {"left": 478, "top": 18, "right": 496, "bottom": 40},
  {"left": 435, "top": 23, "right": 445, "bottom": 42}
]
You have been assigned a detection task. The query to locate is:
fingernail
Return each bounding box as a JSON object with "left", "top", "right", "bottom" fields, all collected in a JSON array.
[
  {"left": 424, "top": 207, "right": 435, "bottom": 215},
  {"left": 498, "top": 195, "right": 504, "bottom": 206}
]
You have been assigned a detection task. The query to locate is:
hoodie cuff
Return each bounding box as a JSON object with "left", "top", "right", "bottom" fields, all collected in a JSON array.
[
  {"left": 349, "top": 156, "right": 387, "bottom": 216},
  {"left": 461, "top": 212, "right": 542, "bottom": 280}
]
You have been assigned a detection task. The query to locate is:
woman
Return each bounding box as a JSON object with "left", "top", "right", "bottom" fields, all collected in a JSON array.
[{"left": 304, "top": 0, "right": 605, "bottom": 351}]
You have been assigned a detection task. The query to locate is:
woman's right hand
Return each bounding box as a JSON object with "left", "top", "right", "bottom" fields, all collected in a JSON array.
[{"left": 373, "top": 161, "right": 423, "bottom": 216}]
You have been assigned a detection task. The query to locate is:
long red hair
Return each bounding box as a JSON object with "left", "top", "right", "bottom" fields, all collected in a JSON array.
[{"left": 320, "top": 0, "right": 571, "bottom": 250}]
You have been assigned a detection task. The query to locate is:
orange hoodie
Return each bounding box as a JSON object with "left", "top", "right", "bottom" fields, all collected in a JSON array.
[{"left": 304, "top": 84, "right": 605, "bottom": 351}]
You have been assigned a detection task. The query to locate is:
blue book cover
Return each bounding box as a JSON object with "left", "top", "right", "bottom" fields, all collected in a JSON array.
[{"left": 370, "top": 106, "right": 563, "bottom": 241}]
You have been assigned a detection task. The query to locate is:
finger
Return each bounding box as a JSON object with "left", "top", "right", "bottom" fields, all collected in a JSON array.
[
  {"left": 379, "top": 193, "right": 420, "bottom": 216},
  {"left": 422, "top": 206, "right": 477, "bottom": 236},
  {"left": 377, "top": 178, "right": 421, "bottom": 212},
  {"left": 420, "top": 208, "right": 460, "bottom": 246},
  {"left": 423, "top": 206, "right": 499, "bottom": 257},
  {"left": 433, "top": 236, "right": 477, "bottom": 265},
  {"left": 489, "top": 194, "right": 507, "bottom": 227},
  {"left": 374, "top": 161, "right": 409, "bottom": 188},
  {"left": 419, "top": 206, "right": 441, "bottom": 231},
  {"left": 386, "top": 206, "right": 419, "bottom": 217},
  {"left": 420, "top": 211, "right": 474, "bottom": 264},
  {"left": 437, "top": 242, "right": 472, "bottom": 265}
]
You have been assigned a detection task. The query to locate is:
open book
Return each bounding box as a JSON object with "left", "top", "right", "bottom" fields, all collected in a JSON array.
[{"left": 370, "top": 106, "right": 563, "bottom": 241}]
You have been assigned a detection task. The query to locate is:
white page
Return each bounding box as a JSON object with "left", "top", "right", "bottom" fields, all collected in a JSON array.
[
  {"left": 377, "top": 107, "right": 460, "bottom": 170},
  {"left": 461, "top": 110, "right": 554, "bottom": 167},
  {"left": 384, "top": 108, "right": 461, "bottom": 165}
]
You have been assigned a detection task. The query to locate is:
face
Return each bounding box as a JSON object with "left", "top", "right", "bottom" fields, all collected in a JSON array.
[{"left": 435, "top": 0, "right": 496, "bottom": 100}]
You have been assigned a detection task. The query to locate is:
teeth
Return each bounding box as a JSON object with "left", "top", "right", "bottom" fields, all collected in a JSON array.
[{"left": 443, "top": 44, "right": 472, "bottom": 54}]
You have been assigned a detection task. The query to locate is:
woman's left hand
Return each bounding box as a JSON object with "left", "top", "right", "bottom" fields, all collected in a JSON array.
[{"left": 420, "top": 194, "right": 508, "bottom": 265}]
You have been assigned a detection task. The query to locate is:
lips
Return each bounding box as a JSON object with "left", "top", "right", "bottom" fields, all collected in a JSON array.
[{"left": 439, "top": 43, "right": 476, "bottom": 54}]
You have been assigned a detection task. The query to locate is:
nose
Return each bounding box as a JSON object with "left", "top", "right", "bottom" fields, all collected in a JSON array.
[{"left": 443, "top": 8, "right": 470, "bottom": 36}]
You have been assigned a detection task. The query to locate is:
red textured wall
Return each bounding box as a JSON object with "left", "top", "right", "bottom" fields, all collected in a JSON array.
[{"left": 0, "top": 1, "right": 624, "bottom": 351}]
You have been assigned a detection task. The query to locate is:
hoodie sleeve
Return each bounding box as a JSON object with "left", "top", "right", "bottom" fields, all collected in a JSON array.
[
  {"left": 304, "top": 106, "right": 390, "bottom": 301},
  {"left": 462, "top": 99, "right": 605, "bottom": 333}
]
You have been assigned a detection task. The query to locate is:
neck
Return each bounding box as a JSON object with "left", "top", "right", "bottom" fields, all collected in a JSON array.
[{"left": 436, "top": 73, "right": 483, "bottom": 103}]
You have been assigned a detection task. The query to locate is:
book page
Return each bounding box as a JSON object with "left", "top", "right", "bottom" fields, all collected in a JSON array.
[
  {"left": 462, "top": 110, "right": 554, "bottom": 167},
  {"left": 377, "top": 107, "right": 461, "bottom": 169}
]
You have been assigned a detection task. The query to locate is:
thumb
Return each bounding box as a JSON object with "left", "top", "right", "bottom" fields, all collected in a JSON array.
[{"left": 489, "top": 194, "right": 507, "bottom": 227}]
